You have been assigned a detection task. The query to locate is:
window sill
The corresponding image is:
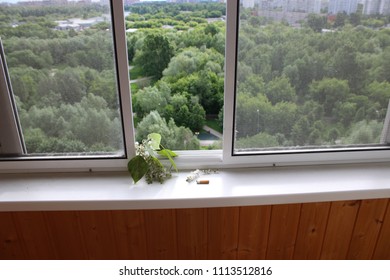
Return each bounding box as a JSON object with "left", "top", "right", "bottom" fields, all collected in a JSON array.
[{"left": 0, "top": 163, "right": 390, "bottom": 212}]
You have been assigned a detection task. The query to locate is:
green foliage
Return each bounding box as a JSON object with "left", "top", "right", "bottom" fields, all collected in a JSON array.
[
  {"left": 127, "top": 133, "right": 177, "bottom": 184},
  {"left": 236, "top": 132, "right": 279, "bottom": 149},
  {"left": 135, "top": 33, "right": 174, "bottom": 80},
  {"left": 136, "top": 111, "right": 200, "bottom": 150},
  {"left": 341, "top": 120, "right": 383, "bottom": 144},
  {"left": 306, "top": 13, "right": 326, "bottom": 32}
]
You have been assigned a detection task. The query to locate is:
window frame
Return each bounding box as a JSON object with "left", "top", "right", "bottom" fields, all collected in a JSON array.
[
  {"left": 0, "top": 0, "right": 136, "bottom": 173},
  {"left": 222, "top": 0, "right": 390, "bottom": 168},
  {"left": 0, "top": 0, "right": 390, "bottom": 174},
  {"left": 0, "top": 38, "right": 26, "bottom": 156}
]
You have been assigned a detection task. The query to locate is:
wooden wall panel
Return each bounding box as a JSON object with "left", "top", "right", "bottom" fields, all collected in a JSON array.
[
  {"left": 0, "top": 212, "right": 25, "bottom": 259},
  {"left": 237, "top": 205, "right": 271, "bottom": 259},
  {"left": 373, "top": 200, "right": 390, "bottom": 259},
  {"left": 1, "top": 198, "right": 390, "bottom": 260},
  {"left": 78, "top": 211, "right": 118, "bottom": 259},
  {"left": 347, "top": 199, "right": 388, "bottom": 259},
  {"left": 12, "top": 212, "right": 57, "bottom": 259},
  {"left": 176, "top": 208, "right": 208, "bottom": 259},
  {"left": 143, "top": 209, "right": 177, "bottom": 259},
  {"left": 111, "top": 210, "right": 148, "bottom": 260},
  {"left": 266, "top": 204, "right": 301, "bottom": 259},
  {"left": 320, "top": 200, "right": 361, "bottom": 259},
  {"left": 44, "top": 211, "right": 87, "bottom": 259},
  {"left": 293, "top": 202, "right": 331, "bottom": 259},
  {"left": 207, "top": 207, "right": 240, "bottom": 259}
]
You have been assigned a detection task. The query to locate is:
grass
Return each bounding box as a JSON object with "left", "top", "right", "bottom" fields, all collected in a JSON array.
[
  {"left": 129, "top": 65, "right": 143, "bottom": 80},
  {"left": 205, "top": 118, "right": 222, "bottom": 133},
  {"left": 130, "top": 83, "right": 139, "bottom": 93}
]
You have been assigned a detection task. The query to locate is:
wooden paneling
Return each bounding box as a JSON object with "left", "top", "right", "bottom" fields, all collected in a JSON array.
[
  {"left": 266, "top": 204, "right": 301, "bottom": 259},
  {"left": 1, "top": 198, "right": 390, "bottom": 260},
  {"left": 207, "top": 207, "right": 240, "bottom": 259},
  {"left": 176, "top": 208, "right": 207, "bottom": 259},
  {"left": 237, "top": 205, "right": 271, "bottom": 259},
  {"left": 320, "top": 200, "right": 361, "bottom": 259},
  {"left": 143, "top": 209, "right": 177, "bottom": 259},
  {"left": 293, "top": 202, "right": 331, "bottom": 259},
  {"left": 43, "top": 211, "right": 87, "bottom": 259},
  {"left": 347, "top": 199, "right": 389, "bottom": 259},
  {"left": 78, "top": 211, "right": 118, "bottom": 259},
  {"left": 12, "top": 211, "right": 56, "bottom": 259},
  {"left": 111, "top": 210, "right": 148, "bottom": 260},
  {"left": 0, "top": 212, "right": 25, "bottom": 259},
  {"left": 373, "top": 200, "right": 390, "bottom": 259}
]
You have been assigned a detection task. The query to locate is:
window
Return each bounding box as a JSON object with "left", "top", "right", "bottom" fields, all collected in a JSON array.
[
  {"left": 0, "top": 0, "right": 135, "bottom": 171},
  {"left": 1, "top": 0, "right": 390, "bottom": 173},
  {"left": 223, "top": 0, "right": 390, "bottom": 166},
  {"left": 125, "top": 1, "right": 225, "bottom": 152}
]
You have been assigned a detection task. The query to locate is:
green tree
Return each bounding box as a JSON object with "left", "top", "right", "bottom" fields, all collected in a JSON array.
[
  {"left": 334, "top": 12, "right": 347, "bottom": 28},
  {"left": 236, "top": 132, "right": 279, "bottom": 149},
  {"left": 133, "top": 84, "right": 170, "bottom": 118},
  {"left": 307, "top": 13, "right": 326, "bottom": 33},
  {"left": 135, "top": 33, "right": 174, "bottom": 80},
  {"left": 136, "top": 111, "right": 200, "bottom": 150},
  {"left": 309, "top": 78, "right": 350, "bottom": 116},
  {"left": 265, "top": 76, "right": 296, "bottom": 105}
]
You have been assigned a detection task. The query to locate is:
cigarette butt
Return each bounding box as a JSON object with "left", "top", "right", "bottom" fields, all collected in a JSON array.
[{"left": 196, "top": 179, "right": 209, "bottom": 184}]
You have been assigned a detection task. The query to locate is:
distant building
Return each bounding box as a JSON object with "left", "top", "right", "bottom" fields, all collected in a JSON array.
[
  {"left": 242, "top": 0, "right": 255, "bottom": 8},
  {"left": 282, "top": 0, "right": 321, "bottom": 13},
  {"left": 363, "top": 0, "right": 390, "bottom": 15},
  {"left": 256, "top": 0, "right": 321, "bottom": 13},
  {"left": 328, "top": 0, "right": 358, "bottom": 15}
]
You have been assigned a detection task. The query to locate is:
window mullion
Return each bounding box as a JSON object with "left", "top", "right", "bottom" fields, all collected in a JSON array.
[
  {"left": 111, "top": 0, "right": 136, "bottom": 160},
  {"left": 222, "top": 0, "right": 239, "bottom": 164},
  {"left": 0, "top": 39, "right": 26, "bottom": 156}
]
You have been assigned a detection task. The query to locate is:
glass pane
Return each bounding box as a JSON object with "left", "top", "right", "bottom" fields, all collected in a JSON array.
[
  {"left": 125, "top": 1, "right": 225, "bottom": 150},
  {"left": 0, "top": 0, "right": 125, "bottom": 157},
  {"left": 234, "top": 1, "right": 390, "bottom": 154}
]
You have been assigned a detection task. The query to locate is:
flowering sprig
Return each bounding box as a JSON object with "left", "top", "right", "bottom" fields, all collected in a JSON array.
[
  {"left": 128, "top": 133, "right": 177, "bottom": 184},
  {"left": 186, "top": 169, "right": 219, "bottom": 183}
]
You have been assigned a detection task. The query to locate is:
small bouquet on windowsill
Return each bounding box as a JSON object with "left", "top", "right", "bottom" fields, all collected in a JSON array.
[{"left": 127, "top": 133, "right": 178, "bottom": 184}]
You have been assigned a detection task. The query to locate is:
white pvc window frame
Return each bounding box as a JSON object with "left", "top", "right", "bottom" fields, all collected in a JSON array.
[
  {"left": 0, "top": 0, "right": 136, "bottom": 173},
  {"left": 0, "top": 0, "right": 389, "bottom": 174},
  {"left": 0, "top": 38, "right": 26, "bottom": 156},
  {"left": 222, "top": 0, "right": 390, "bottom": 168}
]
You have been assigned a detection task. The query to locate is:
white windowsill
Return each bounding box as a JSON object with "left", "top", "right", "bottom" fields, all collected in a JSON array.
[{"left": 0, "top": 163, "right": 390, "bottom": 212}]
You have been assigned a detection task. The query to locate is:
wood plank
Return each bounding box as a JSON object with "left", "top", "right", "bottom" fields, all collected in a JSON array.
[
  {"left": 207, "top": 207, "right": 240, "bottom": 259},
  {"left": 111, "top": 210, "right": 148, "bottom": 259},
  {"left": 373, "top": 199, "right": 390, "bottom": 259},
  {"left": 237, "top": 205, "right": 271, "bottom": 259},
  {"left": 12, "top": 211, "right": 57, "bottom": 259},
  {"left": 176, "top": 208, "right": 208, "bottom": 259},
  {"left": 78, "top": 210, "right": 118, "bottom": 259},
  {"left": 320, "top": 200, "right": 360, "bottom": 259},
  {"left": 347, "top": 199, "right": 388, "bottom": 259},
  {"left": 44, "top": 211, "right": 88, "bottom": 259},
  {"left": 144, "top": 209, "right": 177, "bottom": 259},
  {"left": 0, "top": 212, "right": 25, "bottom": 259},
  {"left": 293, "top": 202, "right": 331, "bottom": 259},
  {"left": 266, "top": 204, "right": 301, "bottom": 259}
]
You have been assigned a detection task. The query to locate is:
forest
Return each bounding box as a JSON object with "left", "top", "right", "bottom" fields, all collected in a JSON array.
[{"left": 1, "top": 2, "right": 390, "bottom": 155}]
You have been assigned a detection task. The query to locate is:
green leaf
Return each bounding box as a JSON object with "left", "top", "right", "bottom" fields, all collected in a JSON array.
[
  {"left": 127, "top": 155, "right": 149, "bottom": 184},
  {"left": 158, "top": 149, "right": 178, "bottom": 172},
  {"left": 158, "top": 148, "right": 177, "bottom": 158},
  {"left": 148, "top": 133, "right": 161, "bottom": 150}
]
